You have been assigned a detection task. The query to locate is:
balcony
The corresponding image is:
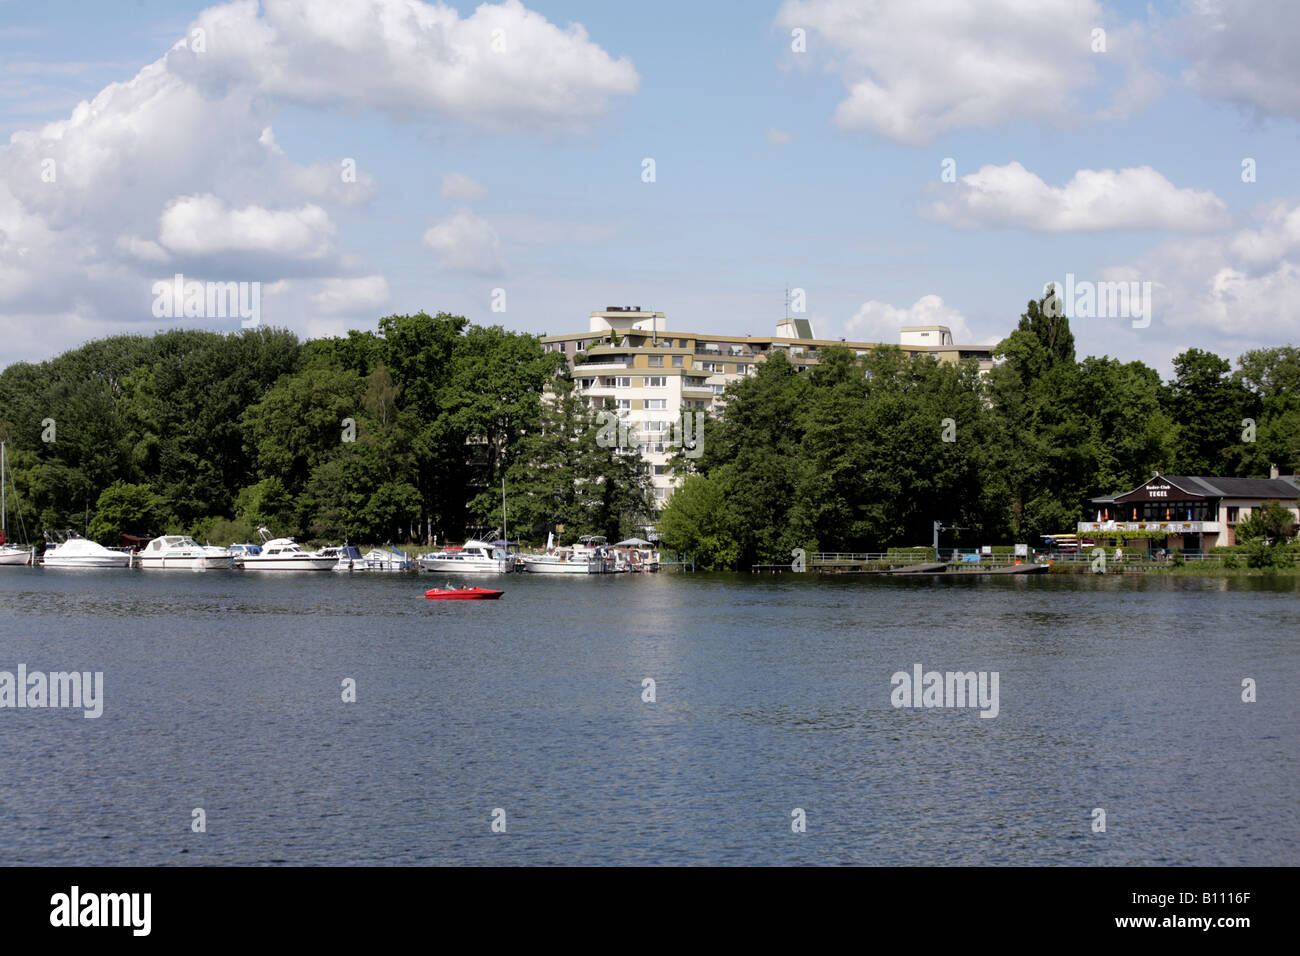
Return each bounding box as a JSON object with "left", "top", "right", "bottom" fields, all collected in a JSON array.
[
  {"left": 1077, "top": 521, "right": 1222, "bottom": 534},
  {"left": 695, "top": 346, "right": 757, "bottom": 357}
]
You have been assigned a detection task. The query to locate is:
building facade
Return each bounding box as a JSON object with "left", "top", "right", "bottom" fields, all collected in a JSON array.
[
  {"left": 1078, "top": 471, "right": 1300, "bottom": 550},
  {"left": 541, "top": 307, "right": 996, "bottom": 504}
]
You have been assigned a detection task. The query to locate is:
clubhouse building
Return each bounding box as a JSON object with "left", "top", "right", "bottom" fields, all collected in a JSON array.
[{"left": 1078, "top": 471, "right": 1300, "bottom": 550}]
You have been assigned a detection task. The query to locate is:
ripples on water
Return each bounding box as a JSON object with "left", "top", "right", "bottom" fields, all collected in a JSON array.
[{"left": 0, "top": 568, "right": 1296, "bottom": 865}]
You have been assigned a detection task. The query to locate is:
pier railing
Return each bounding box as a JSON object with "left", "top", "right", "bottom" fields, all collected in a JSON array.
[{"left": 748, "top": 549, "right": 1223, "bottom": 572}]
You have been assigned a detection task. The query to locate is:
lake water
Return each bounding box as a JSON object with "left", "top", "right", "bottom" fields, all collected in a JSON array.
[{"left": 1, "top": 568, "right": 1296, "bottom": 865}]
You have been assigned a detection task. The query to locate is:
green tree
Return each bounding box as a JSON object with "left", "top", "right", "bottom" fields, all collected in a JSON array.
[
  {"left": 1164, "top": 348, "right": 1252, "bottom": 475},
  {"left": 656, "top": 474, "right": 741, "bottom": 570},
  {"left": 86, "top": 480, "right": 170, "bottom": 543}
]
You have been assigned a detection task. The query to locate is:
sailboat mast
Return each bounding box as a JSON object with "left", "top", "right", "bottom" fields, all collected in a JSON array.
[{"left": 1, "top": 440, "right": 6, "bottom": 541}]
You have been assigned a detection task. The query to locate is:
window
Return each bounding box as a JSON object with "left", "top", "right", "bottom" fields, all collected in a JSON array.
[
  {"left": 616, "top": 399, "right": 631, "bottom": 410},
  {"left": 652, "top": 442, "right": 665, "bottom": 453},
  {"left": 646, "top": 376, "right": 666, "bottom": 387},
  {"left": 653, "top": 464, "right": 668, "bottom": 476},
  {"left": 578, "top": 378, "right": 594, "bottom": 389},
  {"left": 615, "top": 377, "right": 631, "bottom": 388},
  {"left": 671, "top": 355, "right": 683, "bottom": 367},
  {"left": 735, "top": 363, "right": 748, "bottom": 374},
  {"left": 654, "top": 487, "right": 667, "bottom": 500},
  {"left": 647, "top": 355, "right": 664, "bottom": 367},
  {"left": 646, "top": 399, "right": 667, "bottom": 410},
  {"left": 644, "top": 420, "right": 666, "bottom": 434},
  {"left": 1227, "top": 506, "right": 1239, "bottom": 523},
  {"left": 712, "top": 384, "right": 726, "bottom": 394}
]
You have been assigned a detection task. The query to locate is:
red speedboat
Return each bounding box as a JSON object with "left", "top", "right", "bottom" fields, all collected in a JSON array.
[{"left": 425, "top": 586, "right": 503, "bottom": 600}]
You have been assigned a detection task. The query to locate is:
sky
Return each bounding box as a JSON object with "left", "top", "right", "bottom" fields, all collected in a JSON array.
[{"left": 1, "top": 0, "right": 1299, "bottom": 376}]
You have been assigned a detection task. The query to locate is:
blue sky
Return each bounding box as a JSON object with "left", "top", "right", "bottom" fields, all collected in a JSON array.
[{"left": 2, "top": 0, "right": 1299, "bottom": 375}]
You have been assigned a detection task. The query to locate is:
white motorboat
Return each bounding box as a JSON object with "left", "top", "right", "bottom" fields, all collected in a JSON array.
[
  {"left": 0, "top": 546, "right": 29, "bottom": 566},
  {"left": 0, "top": 440, "right": 33, "bottom": 565},
  {"left": 520, "top": 549, "right": 603, "bottom": 574},
  {"left": 569, "top": 535, "right": 618, "bottom": 573},
  {"left": 316, "top": 544, "right": 412, "bottom": 571},
  {"left": 137, "top": 534, "right": 235, "bottom": 570},
  {"left": 614, "top": 538, "right": 660, "bottom": 571},
  {"left": 360, "top": 547, "right": 412, "bottom": 571},
  {"left": 229, "top": 542, "right": 261, "bottom": 567},
  {"left": 41, "top": 536, "right": 132, "bottom": 568},
  {"left": 240, "top": 536, "right": 336, "bottom": 571},
  {"left": 418, "top": 539, "right": 515, "bottom": 573}
]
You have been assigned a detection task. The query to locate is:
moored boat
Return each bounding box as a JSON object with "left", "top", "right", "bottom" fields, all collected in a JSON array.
[
  {"left": 569, "top": 535, "right": 618, "bottom": 573},
  {"left": 137, "top": 534, "right": 235, "bottom": 570},
  {"left": 520, "top": 549, "right": 603, "bottom": 573},
  {"left": 418, "top": 539, "right": 515, "bottom": 574},
  {"left": 614, "top": 537, "right": 660, "bottom": 571},
  {"left": 229, "top": 542, "right": 261, "bottom": 567},
  {"left": 41, "top": 536, "right": 132, "bottom": 568},
  {"left": 240, "top": 536, "right": 336, "bottom": 571},
  {"left": 0, "top": 441, "right": 33, "bottom": 566}
]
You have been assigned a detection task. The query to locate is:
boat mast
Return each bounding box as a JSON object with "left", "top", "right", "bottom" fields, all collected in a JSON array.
[
  {"left": 1, "top": 440, "right": 6, "bottom": 543},
  {"left": 501, "top": 476, "right": 507, "bottom": 571}
]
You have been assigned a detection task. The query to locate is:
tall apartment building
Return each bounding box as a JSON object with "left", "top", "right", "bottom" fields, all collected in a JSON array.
[{"left": 540, "top": 307, "right": 997, "bottom": 505}]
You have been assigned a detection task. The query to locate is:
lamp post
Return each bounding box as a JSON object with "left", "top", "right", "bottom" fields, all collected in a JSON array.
[{"left": 933, "top": 521, "right": 969, "bottom": 563}]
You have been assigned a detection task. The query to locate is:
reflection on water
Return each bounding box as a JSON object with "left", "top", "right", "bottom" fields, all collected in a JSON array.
[{"left": 0, "top": 567, "right": 1296, "bottom": 865}]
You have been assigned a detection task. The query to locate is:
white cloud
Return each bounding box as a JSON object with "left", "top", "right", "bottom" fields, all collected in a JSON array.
[
  {"left": 309, "top": 275, "right": 391, "bottom": 315},
  {"left": 775, "top": 0, "right": 1158, "bottom": 145},
  {"left": 423, "top": 210, "right": 503, "bottom": 274},
  {"left": 844, "top": 294, "right": 974, "bottom": 344},
  {"left": 171, "top": 0, "right": 639, "bottom": 133},
  {"left": 765, "top": 128, "right": 792, "bottom": 145},
  {"left": 157, "top": 194, "right": 336, "bottom": 260},
  {"left": 1102, "top": 199, "right": 1300, "bottom": 345},
  {"left": 440, "top": 171, "right": 488, "bottom": 201},
  {"left": 114, "top": 235, "right": 170, "bottom": 263},
  {"left": 924, "top": 162, "right": 1229, "bottom": 232},
  {"left": 0, "top": 0, "right": 635, "bottom": 359},
  {"left": 1178, "top": 0, "right": 1300, "bottom": 121}
]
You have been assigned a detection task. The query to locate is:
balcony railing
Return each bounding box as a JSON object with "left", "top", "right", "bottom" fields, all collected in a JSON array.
[{"left": 1077, "top": 521, "right": 1221, "bottom": 533}]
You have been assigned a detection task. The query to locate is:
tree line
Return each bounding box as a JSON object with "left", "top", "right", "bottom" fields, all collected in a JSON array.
[
  {"left": 0, "top": 313, "right": 652, "bottom": 548},
  {"left": 2, "top": 300, "right": 1296, "bottom": 561},
  {"left": 658, "top": 297, "right": 1300, "bottom": 568}
]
